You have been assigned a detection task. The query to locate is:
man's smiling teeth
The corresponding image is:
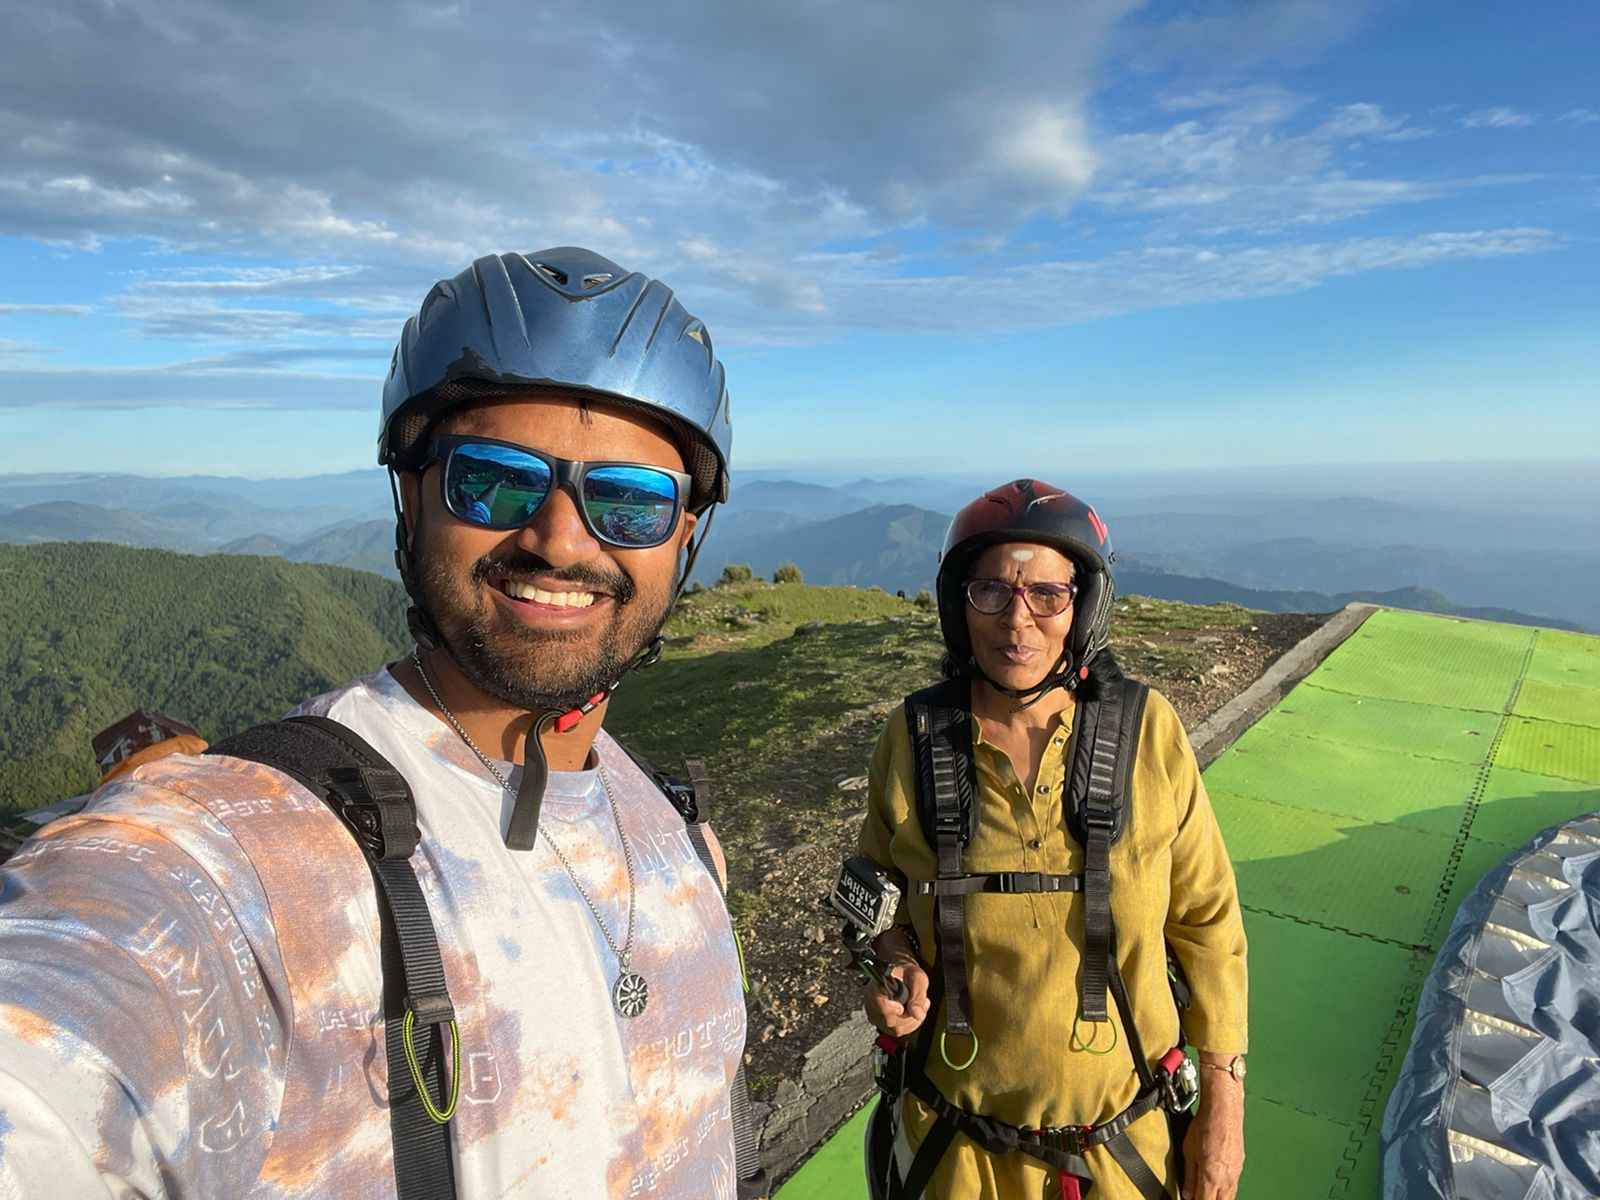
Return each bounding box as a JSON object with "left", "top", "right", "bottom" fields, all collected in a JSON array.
[{"left": 501, "top": 580, "right": 598, "bottom": 608}]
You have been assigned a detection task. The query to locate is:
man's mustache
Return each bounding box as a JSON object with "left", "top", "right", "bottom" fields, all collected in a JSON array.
[{"left": 472, "top": 552, "right": 635, "bottom": 605}]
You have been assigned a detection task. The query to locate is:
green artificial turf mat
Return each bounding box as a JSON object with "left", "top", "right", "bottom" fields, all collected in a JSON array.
[
  {"left": 1494, "top": 717, "right": 1600, "bottom": 783},
  {"left": 1524, "top": 628, "right": 1600, "bottom": 691},
  {"left": 1215, "top": 791, "right": 1455, "bottom": 945},
  {"left": 1238, "top": 1097, "right": 1356, "bottom": 1200},
  {"left": 1259, "top": 682, "right": 1500, "bottom": 765},
  {"left": 1241, "top": 910, "right": 1418, "bottom": 1119},
  {"left": 1512, "top": 679, "right": 1600, "bottom": 729},
  {"left": 1469, "top": 766, "right": 1600, "bottom": 849},
  {"left": 1203, "top": 728, "right": 1478, "bottom": 837},
  {"left": 1310, "top": 610, "right": 1529, "bottom": 712},
  {"left": 775, "top": 1104, "right": 871, "bottom": 1198}
]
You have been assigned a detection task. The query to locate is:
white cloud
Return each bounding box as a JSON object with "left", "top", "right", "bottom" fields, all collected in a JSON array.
[
  {"left": 1460, "top": 107, "right": 1537, "bottom": 129},
  {"left": 1089, "top": 97, "right": 1463, "bottom": 234},
  {"left": 0, "top": 303, "right": 93, "bottom": 315},
  {"left": 1558, "top": 108, "right": 1600, "bottom": 125}
]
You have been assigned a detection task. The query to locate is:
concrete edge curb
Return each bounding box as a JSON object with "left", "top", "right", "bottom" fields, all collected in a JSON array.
[
  {"left": 1188, "top": 601, "right": 1379, "bottom": 770},
  {"left": 757, "top": 602, "right": 1383, "bottom": 1188}
]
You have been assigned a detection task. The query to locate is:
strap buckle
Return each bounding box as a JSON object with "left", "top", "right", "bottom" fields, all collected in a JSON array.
[
  {"left": 997, "top": 872, "right": 1041, "bottom": 893},
  {"left": 326, "top": 766, "right": 419, "bottom": 860},
  {"left": 1081, "top": 804, "right": 1117, "bottom": 833}
]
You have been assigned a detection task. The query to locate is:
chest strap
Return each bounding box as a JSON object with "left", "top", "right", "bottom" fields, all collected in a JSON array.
[{"left": 913, "top": 872, "right": 1081, "bottom": 896}]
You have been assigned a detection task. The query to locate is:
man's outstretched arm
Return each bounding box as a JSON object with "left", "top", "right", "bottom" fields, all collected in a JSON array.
[{"left": 0, "top": 782, "right": 290, "bottom": 1199}]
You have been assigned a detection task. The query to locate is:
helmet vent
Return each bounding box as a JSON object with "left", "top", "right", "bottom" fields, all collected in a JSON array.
[
  {"left": 532, "top": 261, "right": 569, "bottom": 286},
  {"left": 684, "top": 322, "right": 706, "bottom": 346},
  {"left": 581, "top": 272, "right": 613, "bottom": 289}
]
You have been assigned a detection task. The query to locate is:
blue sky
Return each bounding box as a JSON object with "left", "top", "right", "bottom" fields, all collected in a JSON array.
[{"left": 0, "top": 0, "right": 1595, "bottom": 480}]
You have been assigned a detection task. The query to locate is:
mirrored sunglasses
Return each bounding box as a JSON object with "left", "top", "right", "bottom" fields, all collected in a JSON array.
[{"left": 426, "top": 435, "right": 689, "bottom": 550}]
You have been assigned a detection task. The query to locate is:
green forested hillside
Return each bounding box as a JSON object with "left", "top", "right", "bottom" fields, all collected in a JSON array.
[{"left": 1, "top": 542, "right": 410, "bottom": 812}]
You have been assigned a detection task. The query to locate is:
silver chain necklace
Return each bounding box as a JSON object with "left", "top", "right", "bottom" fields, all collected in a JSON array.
[{"left": 412, "top": 652, "right": 649, "bottom": 1018}]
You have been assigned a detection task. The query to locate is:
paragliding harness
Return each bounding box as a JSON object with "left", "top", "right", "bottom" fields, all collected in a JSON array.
[
  {"left": 867, "top": 669, "right": 1197, "bottom": 1200},
  {"left": 0, "top": 716, "right": 770, "bottom": 1200}
]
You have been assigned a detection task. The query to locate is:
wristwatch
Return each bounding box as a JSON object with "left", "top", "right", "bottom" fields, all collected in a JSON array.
[{"left": 1199, "top": 1055, "right": 1247, "bottom": 1083}]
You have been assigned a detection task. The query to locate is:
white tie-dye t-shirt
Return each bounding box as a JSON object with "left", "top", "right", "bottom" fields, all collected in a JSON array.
[{"left": 0, "top": 667, "right": 748, "bottom": 1199}]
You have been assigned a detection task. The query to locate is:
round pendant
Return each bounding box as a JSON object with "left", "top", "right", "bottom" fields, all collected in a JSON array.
[{"left": 613, "top": 970, "right": 649, "bottom": 1018}]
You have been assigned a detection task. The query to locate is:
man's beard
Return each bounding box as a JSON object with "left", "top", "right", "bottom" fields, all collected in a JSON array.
[{"left": 416, "top": 539, "right": 672, "bottom": 712}]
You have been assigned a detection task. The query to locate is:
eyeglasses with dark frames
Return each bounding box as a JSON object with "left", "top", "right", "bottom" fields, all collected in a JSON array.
[{"left": 964, "top": 577, "right": 1078, "bottom": 618}]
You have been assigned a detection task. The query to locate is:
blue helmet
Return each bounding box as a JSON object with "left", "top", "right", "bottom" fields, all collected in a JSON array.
[{"left": 380, "top": 248, "right": 731, "bottom": 513}]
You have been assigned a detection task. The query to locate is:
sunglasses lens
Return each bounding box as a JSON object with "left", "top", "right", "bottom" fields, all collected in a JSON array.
[
  {"left": 583, "top": 465, "right": 680, "bottom": 546},
  {"left": 966, "top": 580, "right": 1011, "bottom": 614},
  {"left": 445, "top": 442, "right": 552, "bottom": 527}
]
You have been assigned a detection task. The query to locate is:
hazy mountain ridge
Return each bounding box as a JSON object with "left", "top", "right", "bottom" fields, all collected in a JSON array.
[{"left": 2, "top": 467, "right": 1594, "bottom": 629}]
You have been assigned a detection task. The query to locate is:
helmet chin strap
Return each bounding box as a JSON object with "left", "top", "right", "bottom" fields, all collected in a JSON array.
[
  {"left": 503, "top": 633, "right": 663, "bottom": 851},
  {"left": 479, "top": 507, "right": 713, "bottom": 852},
  {"left": 970, "top": 645, "right": 1090, "bottom": 708}
]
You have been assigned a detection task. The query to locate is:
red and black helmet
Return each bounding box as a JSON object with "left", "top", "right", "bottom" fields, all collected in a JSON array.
[{"left": 936, "top": 479, "right": 1117, "bottom": 689}]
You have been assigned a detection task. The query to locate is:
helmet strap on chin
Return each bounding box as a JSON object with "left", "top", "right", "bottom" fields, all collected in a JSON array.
[{"left": 967, "top": 646, "right": 1089, "bottom": 708}]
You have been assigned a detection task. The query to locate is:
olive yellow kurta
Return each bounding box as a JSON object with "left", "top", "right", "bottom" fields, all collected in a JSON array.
[{"left": 858, "top": 686, "right": 1248, "bottom": 1200}]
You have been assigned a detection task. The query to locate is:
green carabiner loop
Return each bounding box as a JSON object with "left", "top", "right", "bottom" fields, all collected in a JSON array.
[
  {"left": 939, "top": 1028, "right": 980, "bottom": 1071},
  {"left": 1071, "top": 1012, "right": 1119, "bottom": 1057},
  {"left": 403, "top": 1008, "right": 462, "bottom": 1124}
]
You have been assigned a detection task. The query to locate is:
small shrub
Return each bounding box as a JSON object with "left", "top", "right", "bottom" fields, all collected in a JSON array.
[
  {"left": 773, "top": 562, "right": 804, "bottom": 585},
  {"left": 685, "top": 580, "right": 705, "bottom": 595},
  {"left": 913, "top": 589, "right": 934, "bottom": 610},
  {"left": 718, "top": 563, "right": 753, "bottom": 586}
]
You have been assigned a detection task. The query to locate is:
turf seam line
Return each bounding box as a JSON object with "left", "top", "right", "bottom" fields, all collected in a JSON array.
[
  {"left": 1251, "top": 1093, "right": 1356, "bottom": 1126},
  {"left": 1326, "top": 629, "right": 1536, "bottom": 1199},
  {"left": 1239, "top": 904, "right": 1432, "bottom": 953},
  {"left": 1230, "top": 723, "right": 1499, "bottom": 771},
  {"left": 1305, "top": 680, "right": 1511, "bottom": 718},
  {"left": 1294, "top": 680, "right": 1518, "bottom": 719},
  {"left": 1214, "top": 787, "right": 1464, "bottom": 844}
]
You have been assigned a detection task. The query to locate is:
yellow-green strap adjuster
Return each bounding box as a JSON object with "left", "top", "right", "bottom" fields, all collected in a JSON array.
[{"left": 402, "top": 1006, "right": 462, "bottom": 1124}]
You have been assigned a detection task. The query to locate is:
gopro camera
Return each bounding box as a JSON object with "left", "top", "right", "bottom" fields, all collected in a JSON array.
[{"left": 829, "top": 856, "right": 908, "bottom": 1004}]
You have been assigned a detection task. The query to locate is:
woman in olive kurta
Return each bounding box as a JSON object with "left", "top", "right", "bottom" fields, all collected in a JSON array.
[{"left": 857, "top": 480, "right": 1248, "bottom": 1200}]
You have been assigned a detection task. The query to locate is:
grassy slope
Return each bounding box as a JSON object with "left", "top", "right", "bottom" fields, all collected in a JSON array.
[{"left": 0, "top": 543, "right": 409, "bottom": 812}]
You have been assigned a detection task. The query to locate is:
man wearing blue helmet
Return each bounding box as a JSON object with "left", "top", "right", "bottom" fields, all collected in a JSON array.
[{"left": 0, "top": 250, "right": 766, "bottom": 1199}]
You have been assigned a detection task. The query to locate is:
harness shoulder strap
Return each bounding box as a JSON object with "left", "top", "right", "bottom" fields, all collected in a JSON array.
[
  {"left": 1072, "top": 673, "right": 1149, "bottom": 1024},
  {"left": 610, "top": 739, "right": 771, "bottom": 1200},
  {"left": 207, "top": 715, "right": 459, "bottom": 1200},
  {"left": 905, "top": 678, "right": 979, "bottom": 1039}
]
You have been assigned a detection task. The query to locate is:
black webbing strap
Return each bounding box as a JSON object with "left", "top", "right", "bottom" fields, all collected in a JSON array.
[
  {"left": 891, "top": 1108, "right": 962, "bottom": 1200},
  {"left": 913, "top": 872, "right": 1081, "bottom": 896},
  {"left": 906, "top": 682, "right": 978, "bottom": 1038},
  {"left": 208, "top": 716, "right": 457, "bottom": 1200},
  {"left": 616, "top": 741, "right": 770, "bottom": 1199},
  {"left": 1104, "top": 1134, "right": 1170, "bottom": 1200},
  {"left": 1077, "top": 682, "right": 1122, "bottom": 1025},
  {"left": 892, "top": 1063, "right": 1170, "bottom": 1199}
]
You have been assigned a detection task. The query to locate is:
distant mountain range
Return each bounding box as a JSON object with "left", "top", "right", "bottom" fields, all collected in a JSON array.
[
  {"left": 699, "top": 502, "right": 1585, "bottom": 632},
  {"left": 2, "top": 468, "right": 1594, "bottom": 631}
]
